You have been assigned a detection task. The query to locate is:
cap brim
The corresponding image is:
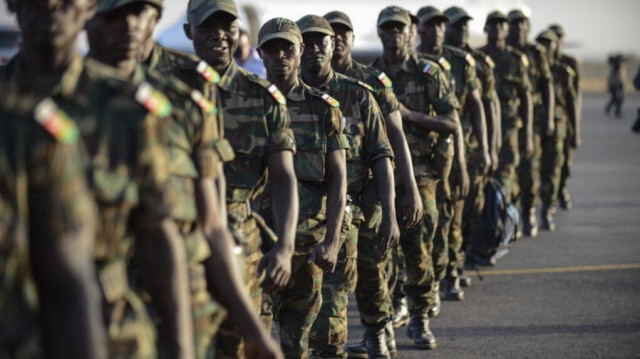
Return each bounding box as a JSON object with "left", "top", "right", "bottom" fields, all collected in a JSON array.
[
  {"left": 190, "top": 3, "right": 238, "bottom": 26},
  {"left": 450, "top": 14, "right": 472, "bottom": 24},
  {"left": 327, "top": 19, "right": 353, "bottom": 31},
  {"left": 377, "top": 15, "right": 410, "bottom": 27},
  {"left": 420, "top": 14, "right": 450, "bottom": 24},
  {"left": 258, "top": 33, "right": 300, "bottom": 48},
  {"left": 299, "top": 26, "right": 334, "bottom": 36},
  {"left": 486, "top": 16, "right": 508, "bottom": 24},
  {"left": 98, "top": 0, "right": 162, "bottom": 14},
  {"left": 509, "top": 14, "right": 528, "bottom": 22}
]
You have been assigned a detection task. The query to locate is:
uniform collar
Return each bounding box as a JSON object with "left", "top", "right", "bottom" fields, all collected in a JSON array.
[
  {"left": 217, "top": 59, "right": 239, "bottom": 92},
  {"left": 145, "top": 42, "right": 164, "bottom": 73},
  {"left": 8, "top": 52, "right": 84, "bottom": 98},
  {"left": 285, "top": 80, "right": 306, "bottom": 102}
]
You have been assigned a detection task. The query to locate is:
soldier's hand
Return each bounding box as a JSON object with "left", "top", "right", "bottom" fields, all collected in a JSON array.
[
  {"left": 258, "top": 247, "right": 292, "bottom": 295},
  {"left": 475, "top": 150, "right": 491, "bottom": 175},
  {"left": 525, "top": 136, "right": 534, "bottom": 159},
  {"left": 401, "top": 189, "right": 422, "bottom": 229},
  {"left": 309, "top": 241, "right": 339, "bottom": 273},
  {"left": 377, "top": 214, "right": 400, "bottom": 258},
  {"left": 452, "top": 166, "right": 470, "bottom": 200},
  {"left": 244, "top": 332, "right": 284, "bottom": 359},
  {"left": 491, "top": 149, "right": 500, "bottom": 174},
  {"left": 571, "top": 134, "right": 581, "bottom": 149},
  {"left": 546, "top": 119, "right": 555, "bottom": 137}
]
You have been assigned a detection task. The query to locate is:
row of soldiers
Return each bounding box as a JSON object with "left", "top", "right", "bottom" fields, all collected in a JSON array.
[{"left": 0, "top": 0, "right": 581, "bottom": 358}]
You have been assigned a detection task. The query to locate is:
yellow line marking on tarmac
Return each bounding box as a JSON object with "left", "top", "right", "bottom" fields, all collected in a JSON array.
[{"left": 476, "top": 263, "right": 640, "bottom": 276}]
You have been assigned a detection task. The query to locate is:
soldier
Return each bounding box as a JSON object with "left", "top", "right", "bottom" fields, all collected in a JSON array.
[
  {"left": 507, "top": 9, "right": 555, "bottom": 237},
  {"left": 443, "top": 5, "right": 501, "bottom": 288},
  {"left": 478, "top": 11, "right": 533, "bottom": 203},
  {"left": 537, "top": 29, "right": 578, "bottom": 231},
  {"left": 371, "top": 5, "right": 461, "bottom": 351},
  {"left": 0, "top": 87, "right": 104, "bottom": 358},
  {"left": 549, "top": 23, "right": 581, "bottom": 210},
  {"left": 254, "top": 17, "right": 350, "bottom": 359},
  {"left": 322, "top": 10, "right": 422, "bottom": 359},
  {"left": 2, "top": 0, "right": 196, "bottom": 356},
  {"left": 417, "top": 6, "right": 489, "bottom": 303},
  {"left": 183, "top": 0, "right": 300, "bottom": 357},
  {"left": 294, "top": 14, "right": 397, "bottom": 359},
  {"left": 605, "top": 54, "right": 626, "bottom": 118}
]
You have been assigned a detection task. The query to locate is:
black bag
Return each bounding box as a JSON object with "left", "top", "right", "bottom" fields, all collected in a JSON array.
[{"left": 467, "top": 178, "right": 520, "bottom": 266}]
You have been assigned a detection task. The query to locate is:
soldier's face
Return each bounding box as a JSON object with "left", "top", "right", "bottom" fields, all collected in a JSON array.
[
  {"left": 539, "top": 39, "right": 556, "bottom": 61},
  {"left": 301, "top": 33, "right": 334, "bottom": 74},
  {"left": 378, "top": 21, "right": 409, "bottom": 51},
  {"left": 407, "top": 23, "right": 418, "bottom": 50},
  {"left": 86, "top": 3, "right": 157, "bottom": 63},
  {"left": 485, "top": 20, "right": 508, "bottom": 42},
  {"left": 331, "top": 24, "right": 354, "bottom": 59},
  {"left": 187, "top": 12, "right": 240, "bottom": 71},
  {"left": 15, "top": 0, "right": 94, "bottom": 54},
  {"left": 259, "top": 38, "right": 303, "bottom": 81},
  {"left": 509, "top": 18, "right": 529, "bottom": 41},
  {"left": 418, "top": 19, "right": 445, "bottom": 49},
  {"left": 446, "top": 19, "right": 469, "bottom": 46}
]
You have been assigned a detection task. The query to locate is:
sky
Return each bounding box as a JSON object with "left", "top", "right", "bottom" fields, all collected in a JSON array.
[{"left": 1, "top": 0, "right": 638, "bottom": 61}]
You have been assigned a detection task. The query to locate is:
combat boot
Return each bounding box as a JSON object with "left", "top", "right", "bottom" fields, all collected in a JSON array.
[
  {"left": 384, "top": 322, "right": 398, "bottom": 359},
  {"left": 441, "top": 270, "right": 464, "bottom": 301},
  {"left": 458, "top": 267, "right": 472, "bottom": 287},
  {"left": 364, "top": 327, "right": 391, "bottom": 359},
  {"left": 391, "top": 297, "right": 409, "bottom": 328},
  {"left": 521, "top": 207, "right": 539, "bottom": 237},
  {"left": 540, "top": 203, "right": 556, "bottom": 231},
  {"left": 559, "top": 187, "right": 572, "bottom": 210},
  {"left": 428, "top": 282, "right": 441, "bottom": 317},
  {"left": 407, "top": 315, "right": 437, "bottom": 350},
  {"left": 345, "top": 322, "right": 397, "bottom": 359}
]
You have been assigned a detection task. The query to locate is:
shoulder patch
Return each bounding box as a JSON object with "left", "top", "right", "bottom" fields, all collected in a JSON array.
[
  {"left": 485, "top": 55, "right": 496, "bottom": 69},
  {"left": 196, "top": 61, "right": 220, "bottom": 83},
  {"left": 521, "top": 54, "right": 530, "bottom": 68},
  {"left": 357, "top": 80, "right": 375, "bottom": 92},
  {"left": 135, "top": 82, "right": 173, "bottom": 118},
  {"left": 191, "top": 90, "right": 218, "bottom": 115},
  {"left": 377, "top": 72, "right": 393, "bottom": 88},
  {"left": 438, "top": 57, "right": 452, "bottom": 71},
  {"left": 34, "top": 98, "right": 79, "bottom": 144},
  {"left": 566, "top": 65, "right": 576, "bottom": 77},
  {"left": 321, "top": 93, "right": 340, "bottom": 108},
  {"left": 267, "top": 84, "right": 287, "bottom": 105},
  {"left": 465, "top": 53, "right": 476, "bottom": 67},
  {"left": 423, "top": 63, "right": 439, "bottom": 76}
]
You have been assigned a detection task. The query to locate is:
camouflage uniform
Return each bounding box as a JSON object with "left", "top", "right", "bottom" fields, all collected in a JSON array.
[
  {"left": 557, "top": 53, "right": 580, "bottom": 206},
  {"left": 371, "top": 52, "right": 459, "bottom": 318},
  {"left": 540, "top": 59, "right": 577, "bottom": 208},
  {"left": 478, "top": 44, "right": 532, "bottom": 200},
  {"left": 0, "top": 87, "right": 96, "bottom": 358},
  {"left": 145, "top": 42, "right": 233, "bottom": 358}
]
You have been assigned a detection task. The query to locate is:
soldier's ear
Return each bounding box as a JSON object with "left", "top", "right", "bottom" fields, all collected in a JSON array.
[
  {"left": 330, "top": 36, "right": 335, "bottom": 51},
  {"left": 184, "top": 23, "right": 193, "bottom": 40},
  {"left": 257, "top": 47, "right": 263, "bottom": 59},
  {"left": 84, "top": 0, "right": 97, "bottom": 22}
]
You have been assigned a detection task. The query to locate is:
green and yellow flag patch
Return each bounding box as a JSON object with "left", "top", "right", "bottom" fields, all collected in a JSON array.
[
  {"left": 34, "top": 98, "right": 79, "bottom": 144},
  {"left": 135, "top": 82, "right": 173, "bottom": 118},
  {"left": 196, "top": 60, "right": 221, "bottom": 83}
]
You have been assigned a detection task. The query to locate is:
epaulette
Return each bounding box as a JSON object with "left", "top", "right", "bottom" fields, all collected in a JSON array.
[
  {"left": 507, "top": 46, "right": 529, "bottom": 68},
  {"left": 34, "top": 98, "right": 79, "bottom": 144},
  {"left": 464, "top": 53, "right": 476, "bottom": 67},
  {"left": 565, "top": 65, "right": 576, "bottom": 77},
  {"left": 356, "top": 80, "right": 374, "bottom": 92},
  {"left": 307, "top": 87, "right": 340, "bottom": 108},
  {"left": 521, "top": 54, "right": 530, "bottom": 68},
  {"left": 134, "top": 82, "right": 173, "bottom": 118},
  {"left": 196, "top": 60, "right": 221, "bottom": 84},
  {"left": 343, "top": 76, "right": 373, "bottom": 94},
  {"left": 484, "top": 55, "right": 496, "bottom": 69},
  {"left": 190, "top": 89, "right": 218, "bottom": 115},
  {"left": 245, "top": 73, "right": 287, "bottom": 105},
  {"left": 437, "top": 57, "right": 452, "bottom": 71},
  {"left": 376, "top": 71, "right": 393, "bottom": 88},
  {"left": 423, "top": 62, "right": 439, "bottom": 76}
]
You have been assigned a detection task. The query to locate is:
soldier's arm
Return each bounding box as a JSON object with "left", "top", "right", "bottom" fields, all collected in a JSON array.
[
  {"left": 385, "top": 109, "right": 422, "bottom": 228},
  {"left": 467, "top": 89, "right": 490, "bottom": 174},
  {"left": 451, "top": 110, "right": 470, "bottom": 199},
  {"left": 567, "top": 80, "right": 580, "bottom": 149},
  {"left": 519, "top": 87, "right": 534, "bottom": 158},
  {"left": 371, "top": 157, "right": 399, "bottom": 255},
  {"left": 196, "top": 174, "right": 284, "bottom": 359},
  {"left": 399, "top": 103, "right": 458, "bottom": 134},
  {"left": 543, "top": 76, "right": 555, "bottom": 137}
]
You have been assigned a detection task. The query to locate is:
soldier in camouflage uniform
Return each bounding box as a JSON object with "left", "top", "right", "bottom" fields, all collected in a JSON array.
[
  {"left": 0, "top": 86, "right": 104, "bottom": 358},
  {"left": 294, "top": 15, "right": 397, "bottom": 359},
  {"left": 184, "top": 1, "right": 299, "bottom": 357},
  {"left": 322, "top": 10, "right": 423, "bottom": 359},
  {"left": 477, "top": 11, "right": 533, "bottom": 205},
  {"left": 549, "top": 24, "right": 582, "bottom": 211},
  {"left": 507, "top": 9, "right": 555, "bottom": 238},
  {"left": 443, "top": 5, "right": 502, "bottom": 289},
  {"left": 255, "top": 17, "right": 350, "bottom": 359},
  {"left": 537, "top": 30, "right": 579, "bottom": 231},
  {"left": 371, "top": 6, "right": 461, "bottom": 351},
  {"left": 417, "top": 6, "right": 490, "bottom": 304}
]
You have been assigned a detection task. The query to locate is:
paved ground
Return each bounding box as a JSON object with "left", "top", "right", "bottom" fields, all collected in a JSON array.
[{"left": 344, "top": 93, "right": 640, "bottom": 359}]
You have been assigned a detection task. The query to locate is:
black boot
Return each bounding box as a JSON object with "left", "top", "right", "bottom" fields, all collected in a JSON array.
[
  {"left": 441, "top": 270, "right": 464, "bottom": 301},
  {"left": 540, "top": 203, "right": 556, "bottom": 231},
  {"left": 428, "top": 282, "right": 441, "bottom": 317},
  {"left": 364, "top": 326, "right": 391, "bottom": 359},
  {"left": 522, "top": 207, "right": 539, "bottom": 237},
  {"left": 559, "top": 187, "right": 572, "bottom": 210},
  {"left": 458, "top": 267, "right": 472, "bottom": 287},
  {"left": 345, "top": 323, "right": 396, "bottom": 359},
  {"left": 391, "top": 297, "right": 409, "bottom": 328},
  {"left": 407, "top": 314, "right": 437, "bottom": 350}
]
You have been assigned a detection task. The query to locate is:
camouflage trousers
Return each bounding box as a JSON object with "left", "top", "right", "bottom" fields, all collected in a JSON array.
[
  {"left": 309, "top": 209, "right": 358, "bottom": 359},
  {"left": 540, "top": 119, "right": 568, "bottom": 206},
  {"left": 559, "top": 125, "right": 575, "bottom": 194},
  {"left": 433, "top": 180, "right": 454, "bottom": 283},
  {"left": 494, "top": 125, "right": 521, "bottom": 202},
  {"left": 454, "top": 161, "right": 488, "bottom": 270},
  {"left": 215, "top": 214, "right": 264, "bottom": 359},
  {"left": 387, "top": 243, "right": 406, "bottom": 304},
  {"left": 515, "top": 126, "right": 543, "bottom": 211}
]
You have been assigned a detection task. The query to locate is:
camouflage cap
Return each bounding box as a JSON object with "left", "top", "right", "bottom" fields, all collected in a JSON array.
[
  {"left": 377, "top": 6, "right": 411, "bottom": 27},
  {"left": 536, "top": 29, "right": 557, "bottom": 43},
  {"left": 485, "top": 10, "right": 508, "bottom": 24},
  {"left": 444, "top": 6, "right": 473, "bottom": 25},
  {"left": 258, "top": 17, "right": 302, "bottom": 48},
  {"left": 549, "top": 24, "right": 565, "bottom": 38},
  {"left": 324, "top": 11, "right": 353, "bottom": 31},
  {"left": 97, "top": 0, "right": 163, "bottom": 14},
  {"left": 297, "top": 15, "right": 334, "bottom": 36},
  {"left": 507, "top": 9, "right": 528, "bottom": 22},
  {"left": 187, "top": 0, "right": 238, "bottom": 27},
  {"left": 417, "top": 6, "right": 449, "bottom": 25}
]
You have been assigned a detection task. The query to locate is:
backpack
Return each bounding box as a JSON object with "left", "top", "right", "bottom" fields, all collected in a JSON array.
[{"left": 467, "top": 178, "right": 520, "bottom": 266}]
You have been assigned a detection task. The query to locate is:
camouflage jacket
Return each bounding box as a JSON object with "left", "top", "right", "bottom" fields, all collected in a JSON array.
[
  {"left": 557, "top": 53, "right": 580, "bottom": 94},
  {"left": 550, "top": 60, "right": 577, "bottom": 122},
  {"left": 478, "top": 45, "right": 531, "bottom": 129},
  {"left": 312, "top": 70, "right": 393, "bottom": 198},
  {"left": 460, "top": 44, "right": 498, "bottom": 103},
  {"left": 338, "top": 59, "right": 400, "bottom": 118},
  {"left": 370, "top": 52, "right": 459, "bottom": 183},
  {"left": 511, "top": 42, "right": 553, "bottom": 109}
]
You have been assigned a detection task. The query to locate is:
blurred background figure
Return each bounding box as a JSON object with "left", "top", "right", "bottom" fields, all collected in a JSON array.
[
  {"left": 234, "top": 28, "right": 266, "bottom": 78},
  {"left": 605, "top": 54, "right": 627, "bottom": 118},
  {"left": 632, "top": 65, "right": 640, "bottom": 133}
]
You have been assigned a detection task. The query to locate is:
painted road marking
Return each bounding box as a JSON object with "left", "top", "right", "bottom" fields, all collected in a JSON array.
[{"left": 476, "top": 263, "right": 640, "bottom": 276}]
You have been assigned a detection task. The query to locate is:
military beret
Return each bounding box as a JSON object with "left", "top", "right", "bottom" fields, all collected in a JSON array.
[
  {"left": 297, "top": 14, "right": 334, "bottom": 36},
  {"left": 377, "top": 6, "right": 411, "bottom": 27},
  {"left": 444, "top": 6, "right": 473, "bottom": 25},
  {"left": 324, "top": 11, "right": 353, "bottom": 31},
  {"left": 97, "top": 0, "right": 162, "bottom": 14},
  {"left": 187, "top": 0, "right": 238, "bottom": 27},
  {"left": 417, "top": 6, "right": 449, "bottom": 25},
  {"left": 258, "top": 17, "right": 302, "bottom": 48}
]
